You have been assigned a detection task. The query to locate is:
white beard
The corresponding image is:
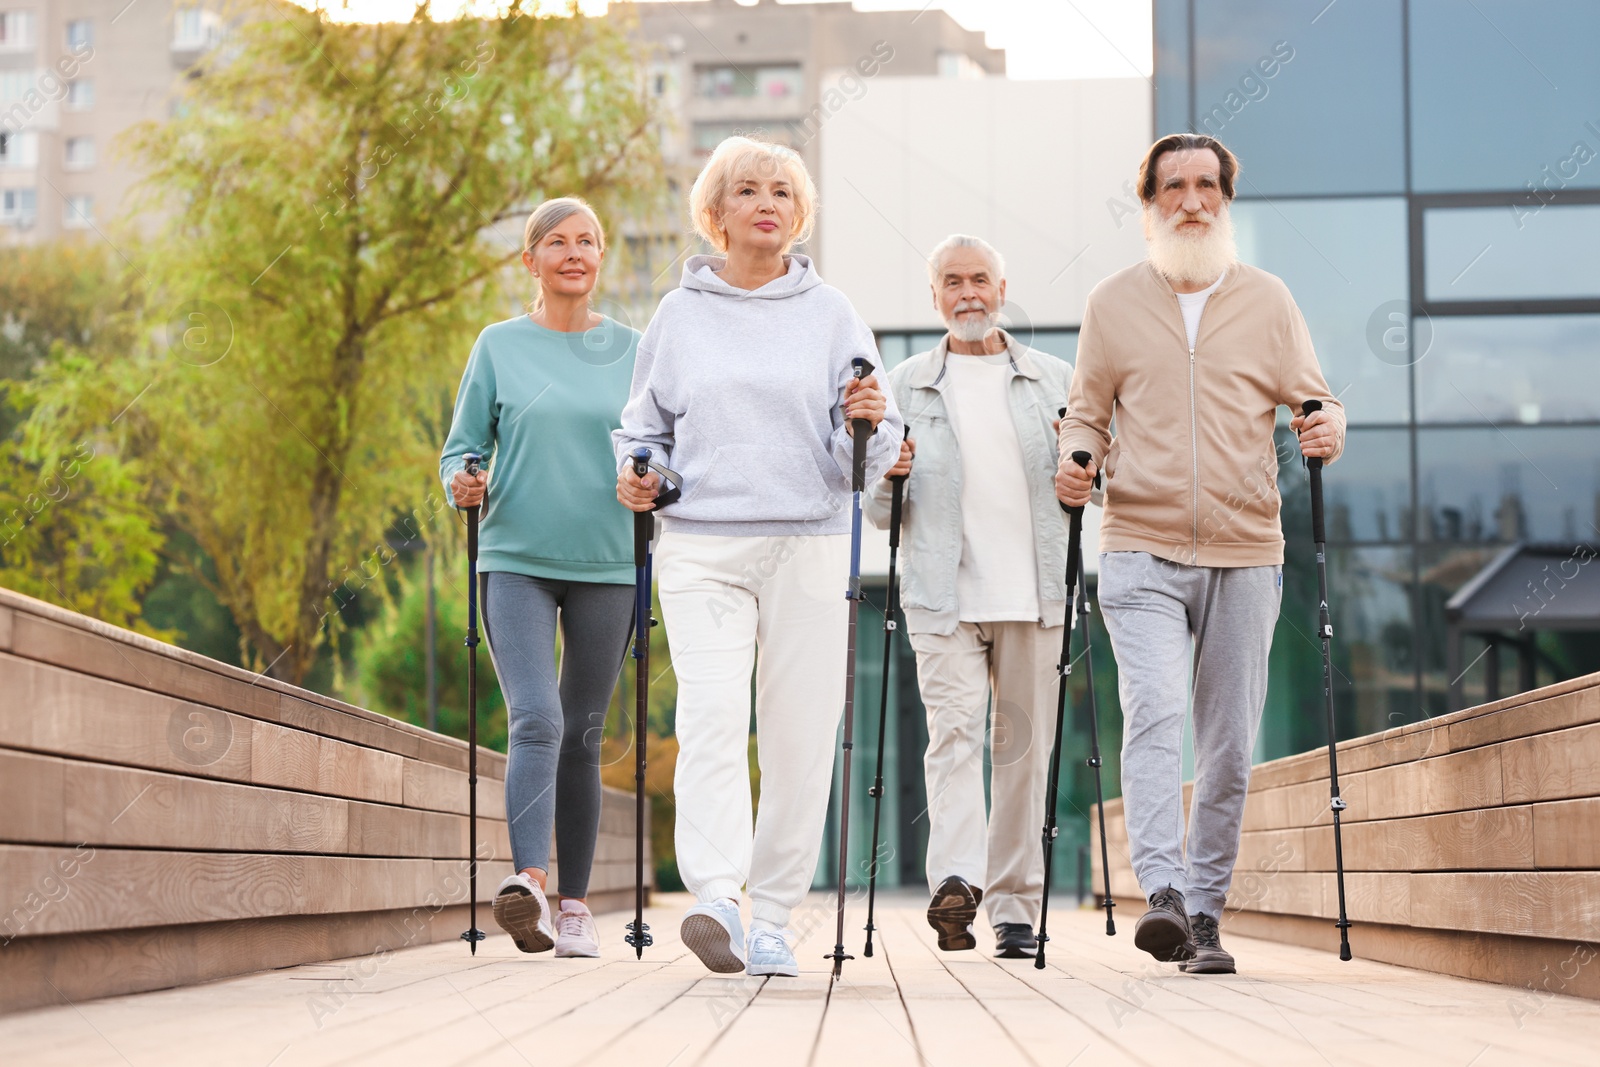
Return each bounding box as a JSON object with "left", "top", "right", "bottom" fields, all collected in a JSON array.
[
  {"left": 944, "top": 298, "right": 998, "bottom": 343},
  {"left": 1144, "top": 203, "right": 1238, "bottom": 287}
]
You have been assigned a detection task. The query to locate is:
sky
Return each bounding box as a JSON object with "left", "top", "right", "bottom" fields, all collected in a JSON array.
[{"left": 298, "top": 0, "right": 1154, "bottom": 80}]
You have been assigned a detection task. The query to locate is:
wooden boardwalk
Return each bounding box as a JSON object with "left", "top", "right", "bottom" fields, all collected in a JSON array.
[{"left": 4, "top": 892, "right": 1597, "bottom": 1066}]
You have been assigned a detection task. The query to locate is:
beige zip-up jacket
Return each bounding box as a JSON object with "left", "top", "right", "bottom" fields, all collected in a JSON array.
[{"left": 1059, "top": 260, "right": 1346, "bottom": 568}]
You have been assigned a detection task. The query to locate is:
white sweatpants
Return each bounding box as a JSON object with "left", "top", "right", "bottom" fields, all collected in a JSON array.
[
  {"left": 909, "top": 620, "right": 1061, "bottom": 928},
  {"left": 658, "top": 530, "right": 849, "bottom": 928}
]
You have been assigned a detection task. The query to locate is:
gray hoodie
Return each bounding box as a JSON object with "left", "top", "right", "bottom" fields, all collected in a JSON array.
[{"left": 614, "top": 254, "right": 904, "bottom": 536}]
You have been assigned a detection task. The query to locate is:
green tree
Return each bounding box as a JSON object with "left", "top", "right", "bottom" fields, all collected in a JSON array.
[{"left": 26, "top": 1, "right": 661, "bottom": 681}]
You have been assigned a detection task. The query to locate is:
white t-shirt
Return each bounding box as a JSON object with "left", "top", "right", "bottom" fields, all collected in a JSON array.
[
  {"left": 1176, "top": 271, "right": 1226, "bottom": 351},
  {"left": 942, "top": 353, "right": 1041, "bottom": 623}
]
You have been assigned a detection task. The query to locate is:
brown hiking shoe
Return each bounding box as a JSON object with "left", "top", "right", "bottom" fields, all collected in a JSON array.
[
  {"left": 1133, "top": 887, "right": 1195, "bottom": 962},
  {"left": 927, "top": 875, "right": 983, "bottom": 951},
  {"left": 1181, "top": 913, "right": 1236, "bottom": 974}
]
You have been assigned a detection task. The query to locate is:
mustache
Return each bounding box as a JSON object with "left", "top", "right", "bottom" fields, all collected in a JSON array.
[{"left": 952, "top": 299, "right": 990, "bottom": 314}]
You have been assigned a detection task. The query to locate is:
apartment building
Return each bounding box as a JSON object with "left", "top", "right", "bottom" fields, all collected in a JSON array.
[{"left": 0, "top": 0, "right": 220, "bottom": 244}]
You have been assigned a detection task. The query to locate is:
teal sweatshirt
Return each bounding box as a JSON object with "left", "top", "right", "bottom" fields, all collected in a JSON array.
[{"left": 440, "top": 314, "right": 640, "bottom": 584}]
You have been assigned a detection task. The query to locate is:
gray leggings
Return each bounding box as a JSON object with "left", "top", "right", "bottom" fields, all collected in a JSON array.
[{"left": 482, "top": 571, "right": 634, "bottom": 897}]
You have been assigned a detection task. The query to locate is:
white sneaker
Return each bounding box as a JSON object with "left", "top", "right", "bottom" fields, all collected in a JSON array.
[
  {"left": 553, "top": 898, "right": 600, "bottom": 958},
  {"left": 492, "top": 873, "right": 554, "bottom": 953},
  {"left": 746, "top": 926, "right": 799, "bottom": 977},
  {"left": 680, "top": 899, "right": 746, "bottom": 973}
]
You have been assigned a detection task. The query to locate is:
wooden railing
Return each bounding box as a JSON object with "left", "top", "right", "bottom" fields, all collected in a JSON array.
[
  {"left": 0, "top": 588, "right": 644, "bottom": 1014},
  {"left": 1095, "top": 672, "right": 1600, "bottom": 1001}
]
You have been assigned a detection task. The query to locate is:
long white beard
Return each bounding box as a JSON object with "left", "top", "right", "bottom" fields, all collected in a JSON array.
[
  {"left": 1145, "top": 203, "right": 1238, "bottom": 286},
  {"left": 945, "top": 298, "right": 998, "bottom": 343}
]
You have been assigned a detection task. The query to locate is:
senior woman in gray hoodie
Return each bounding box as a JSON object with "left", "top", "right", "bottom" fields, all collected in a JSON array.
[{"left": 615, "top": 136, "right": 903, "bottom": 978}]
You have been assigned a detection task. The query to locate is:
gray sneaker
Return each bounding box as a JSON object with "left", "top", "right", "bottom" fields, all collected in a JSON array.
[
  {"left": 746, "top": 927, "right": 799, "bottom": 977},
  {"left": 1181, "top": 913, "right": 1236, "bottom": 974},
  {"left": 681, "top": 899, "right": 746, "bottom": 974},
  {"left": 1133, "top": 886, "right": 1195, "bottom": 963}
]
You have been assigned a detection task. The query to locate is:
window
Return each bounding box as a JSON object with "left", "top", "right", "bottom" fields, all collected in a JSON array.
[
  {"left": 63, "top": 136, "right": 93, "bottom": 169},
  {"left": 1315, "top": 428, "right": 1411, "bottom": 543},
  {"left": 0, "top": 10, "right": 33, "bottom": 50},
  {"left": 1152, "top": 0, "right": 1190, "bottom": 136},
  {"left": 65, "top": 19, "right": 90, "bottom": 50},
  {"left": 1411, "top": 0, "right": 1600, "bottom": 193},
  {"left": 692, "top": 121, "right": 803, "bottom": 157},
  {"left": 1424, "top": 205, "right": 1600, "bottom": 304},
  {"left": 936, "top": 52, "right": 986, "bottom": 80},
  {"left": 1193, "top": 0, "right": 1404, "bottom": 195},
  {"left": 172, "top": 7, "right": 222, "bottom": 50},
  {"left": 0, "top": 187, "right": 36, "bottom": 225},
  {"left": 1416, "top": 427, "right": 1600, "bottom": 543},
  {"left": 694, "top": 64, "right": 802, "bottom": 101},
  {"left": 65, "top": 78, "right": 91, "bottom": 110},
  {"left": 1232, "top": 197, "right": 1411, "bottom": 424},
  {"left": 1416, "top": 315, "right": 1600, "bottom": 425},
  {"left": 63, "top": 194, "right": 91, "bottom": 228},
  {"left": 0, "top": 130, "right": 35, "bottom": 166}
]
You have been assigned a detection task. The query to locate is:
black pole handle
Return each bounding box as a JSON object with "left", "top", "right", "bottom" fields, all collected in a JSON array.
[
  {"left": 462, "top": 452, "right": 482, "bottom": 562},
  {"left": 1301, "top": 401, "right": 1326, "bottom": 544},
  {"left": 1060, "top": 448, "right": 1098, "bottom": 518},
  {"left": 887, "top": 435, "right": 909, "bottom": 549},
  {"left": 630, "top": 447, "right": 652, "bottom": 566},
  {"left": 849, "top": 357, "right": 875, "bottom": 493}
]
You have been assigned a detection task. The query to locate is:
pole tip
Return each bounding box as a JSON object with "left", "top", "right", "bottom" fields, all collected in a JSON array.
[{"left": 1340, "top": 944, "right": 1352, "bottom": 962}]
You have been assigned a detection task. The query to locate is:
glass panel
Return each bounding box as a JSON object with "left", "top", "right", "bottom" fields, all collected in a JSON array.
[
  {"left": 1020, "top": 329, "right": 1078, "bottom": 364},
  {"left": 875, "top": 333, "right": 909, "bottom": 370},
  {"left": 1233, "top": 198, "right": 1409, "bottom": 423},
  {"left": 1265, "top": 535, "right": 1416, "bottom": 759},
  {"left": 1194, "top": 0, "right": 1404, "bottom": 195},
  {"left": 1416, "top": 427, "right": 1600, "bottom": 543},
  {"left": 1308, "top": 428, "right": 1410, "bottom": 544},
  {"left": 695, "top": 64, "right": 802, "bottom": 100},
  {"left": 1425, "top": 206, "right": 1600, "bottom": 302},
  {"left": 1153, "top": 0, "right": 1189, "bottom": 136},
  {"left": 1417, "top": 315, "right": 1600, "bottom": 425},
  {"left": 1411, "top": 0, "right": 1600, "bottom": 193}
]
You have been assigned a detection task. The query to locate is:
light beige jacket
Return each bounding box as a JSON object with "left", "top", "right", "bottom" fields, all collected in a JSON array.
[{"left": 1059, "top": 260, "right": 1346, "bottom": 568}]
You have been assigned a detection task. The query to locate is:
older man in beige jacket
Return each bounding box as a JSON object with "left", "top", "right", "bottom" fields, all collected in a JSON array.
[{"left": 1057, "top": 133, "right": 1345, "bottom": 975}]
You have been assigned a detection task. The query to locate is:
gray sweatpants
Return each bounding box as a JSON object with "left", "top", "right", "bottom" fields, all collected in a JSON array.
[
  {"left": 482, "top": 571, "right": 634, "bottom": 898},
  {"left": 1096, "top": 551, "right": 1281, "bottom": 920}
]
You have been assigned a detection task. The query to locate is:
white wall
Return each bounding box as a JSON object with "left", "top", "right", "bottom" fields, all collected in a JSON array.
[
  {"left": 820, "top": 76, "right": 1151, "bottom": 577},
  {"left": 816, "top": 76, "right": 1152, "bottom": 331}
]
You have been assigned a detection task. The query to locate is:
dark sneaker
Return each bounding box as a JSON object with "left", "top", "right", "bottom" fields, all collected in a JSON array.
[
  {"left": 993, "top": 922, "right": 1036, "bottom": 959},
  {"left": 927, "top": 875, "right": 983, "bottom": 951},
  {"left": 1133, "top": 887, "right": 1195, "bottom": 963},
  {"left": 1181, "top": 913, "right": 1236, "bottom": 974}
]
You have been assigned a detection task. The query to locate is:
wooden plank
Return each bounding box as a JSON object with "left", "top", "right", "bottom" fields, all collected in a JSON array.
[
  {"left": 1302, "top": 806, "right": 1535, "bottom": 872},
  {"left": 1407, "top": 872, "right": 1600, "bottom": 940},
  {"left": 1532, "top": 797, "right": 1600, "bottom": 868},
  {"left": 1501, "top": 721, "right": 1600, "bottom": 805},
  {"left": 0, "top": 845, "right": 516, "bottom": 937},
  {"left": 0, "top": 900, "right": 487, "bottom": 1014},
  {"left": 0, "top": 748, "right": 65, "bottom": 844},
  {"left": 402, "top": 758, "right": 507, "bottom": 820},
  {"left": 0, "top": 603, "right": 12, "bottom": 652},
  {"left": 1449, "top": 685, "right": 1600, "bottom": 752}
]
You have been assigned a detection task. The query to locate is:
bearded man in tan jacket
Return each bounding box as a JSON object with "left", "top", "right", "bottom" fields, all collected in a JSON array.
[{"left": 1056, "top": 133, "right": 1345, "bottom": 975}]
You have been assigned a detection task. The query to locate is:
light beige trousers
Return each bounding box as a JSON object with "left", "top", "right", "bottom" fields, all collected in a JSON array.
[{"left": 909, "top": 619, "right": 1062, "bottom": 929}]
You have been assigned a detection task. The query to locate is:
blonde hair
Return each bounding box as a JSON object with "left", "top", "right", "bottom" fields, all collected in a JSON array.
[
  {"left": 522, "top": 197, "right": 606, "bottom": 311},
  {"left": 688, "top": 136, "right": 816, "bottom": 254}
]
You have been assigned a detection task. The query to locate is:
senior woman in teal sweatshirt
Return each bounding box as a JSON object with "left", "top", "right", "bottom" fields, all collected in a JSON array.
[
  {"left": 615, "top": 137, "right": 903, "bottom": 979},
  {"left": 440, "top": 197, "right": 637, "bottom": 961}
]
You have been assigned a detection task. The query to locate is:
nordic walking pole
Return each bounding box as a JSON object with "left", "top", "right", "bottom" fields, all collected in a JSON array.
[
  {"left": 1301, "top": 400, "right": 1353, "bottom": 961},
  {"left": 863, "top": 436, "right": 908, "bottom": 958},
  {"left": 1037, "top": 448, "right": 1107, "bottom": 969},
  {"left": 459, "top": 451, "right": 487, "bottom": 954},
  {"left": 1077, "top": 482, "right": 1116, "bottom": 939},
  {"left": 625, "top": 448, "right": 656, "bottom": 960},
  {"left": 827, "top": 356, "right": 874, "bottom": 980}
]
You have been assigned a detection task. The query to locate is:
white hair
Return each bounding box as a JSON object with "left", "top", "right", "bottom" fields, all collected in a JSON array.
[{"left": 926, "top": 234, "right": 1006, "bottom": 289}]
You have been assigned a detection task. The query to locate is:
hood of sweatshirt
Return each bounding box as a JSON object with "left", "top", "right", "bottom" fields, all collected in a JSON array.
[{"left": 678, "top": 253, "right": 824, "bottom": 300}]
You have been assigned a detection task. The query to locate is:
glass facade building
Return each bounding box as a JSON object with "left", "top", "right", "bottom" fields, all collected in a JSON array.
[
  {"left": 818, "top": 2, "right": 1600, "bottom": 891},
  {"left": 1157, "top": 0, "right": 1600, "bottom": 755}
]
